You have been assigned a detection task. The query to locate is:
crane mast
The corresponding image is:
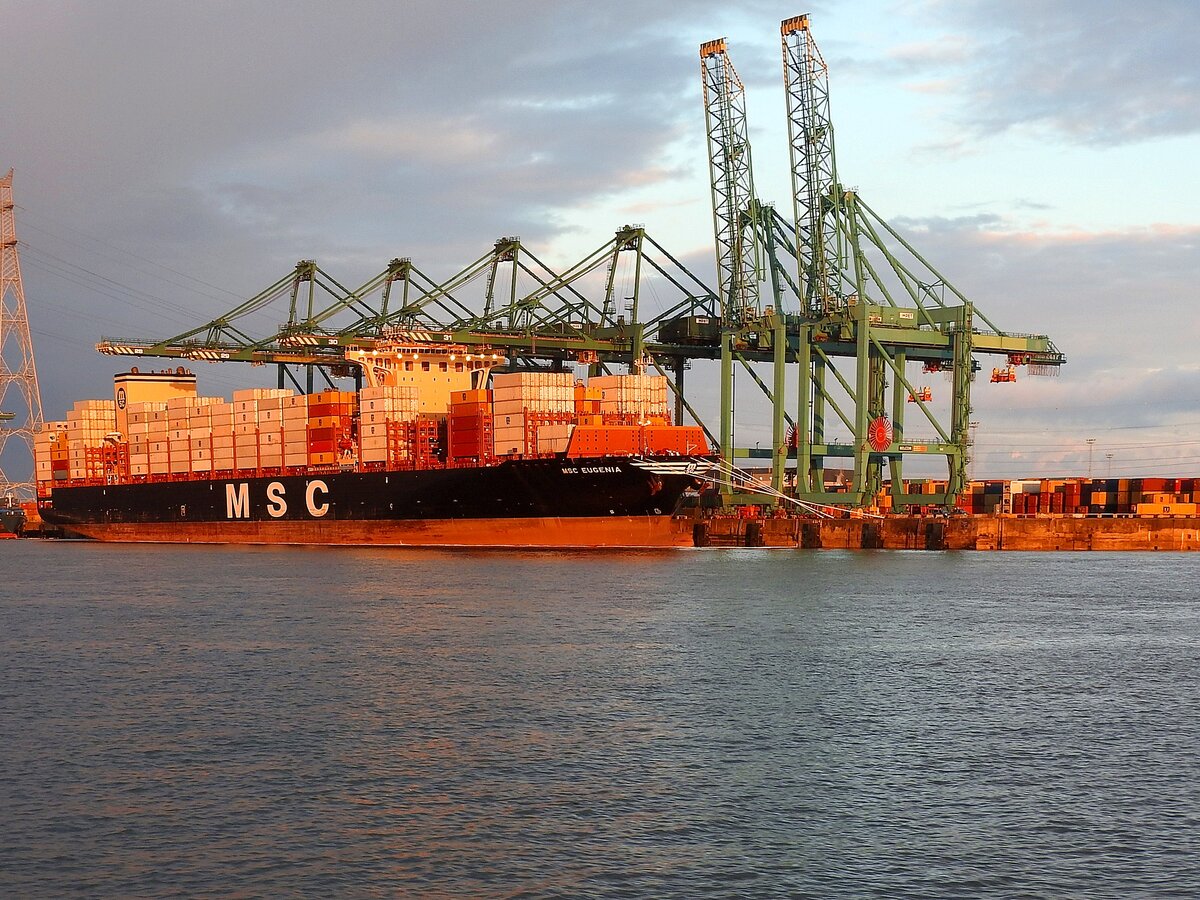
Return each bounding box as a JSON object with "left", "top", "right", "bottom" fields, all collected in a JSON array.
[
  {"left": 782, "top": 14, "right": 846, "bottom": 318},
  {"left": 700, "top": 39, "right": 761, "bottom": 325}
]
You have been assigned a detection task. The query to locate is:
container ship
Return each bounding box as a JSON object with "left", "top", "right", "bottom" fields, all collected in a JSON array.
[
  {"left": 35, "top": 340, "right": 712, "bottom": 548},
  {"left": 0, "top": 496, "right": 24, "bottom": 537}
]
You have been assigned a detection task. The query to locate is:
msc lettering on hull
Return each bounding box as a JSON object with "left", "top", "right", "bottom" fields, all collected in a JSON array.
[{"left": 225, "top": 480, "right": 330, "bottom": 519}]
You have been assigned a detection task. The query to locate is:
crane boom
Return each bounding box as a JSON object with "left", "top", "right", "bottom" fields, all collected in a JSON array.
[
  {"left": 700, "top": 38, "right": 761, "bottom": 324},
  {"left": 782, "top": 14, "right": 846, "bottom": 317}
]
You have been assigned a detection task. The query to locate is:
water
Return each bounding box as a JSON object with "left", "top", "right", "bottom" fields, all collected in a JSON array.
[{"left": 2, "top": 542, "right": 1198, "bottom": 897}]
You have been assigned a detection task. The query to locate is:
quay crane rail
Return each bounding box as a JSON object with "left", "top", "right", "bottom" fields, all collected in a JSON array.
[{"left": 95, "top": 14, "right": 1063, "bottom": 512}]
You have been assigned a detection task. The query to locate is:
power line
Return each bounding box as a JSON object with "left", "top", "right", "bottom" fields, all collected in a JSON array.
[
  {"left": 981, "top": 421, "right": 1200, "bottom": 435},
  {"left": 14, "top": 205, "right": 243, "bottom": 300},
  {"left": 969, "top": 439, "right": 1200, "bottom": 457},
  {"left": 20, "top": 255, "right": 197, "bottom": 330},
  {"left": 20, "top": 241, "right": 212, "bottom": 321}
]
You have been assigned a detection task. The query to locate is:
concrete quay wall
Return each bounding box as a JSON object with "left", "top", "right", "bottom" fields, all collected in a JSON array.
[{"left": 693, "top": 516, "right": 1200, "bottom": 551}]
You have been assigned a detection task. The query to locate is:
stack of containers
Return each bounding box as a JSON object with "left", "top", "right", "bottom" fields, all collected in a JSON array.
[
  {"left": 186, "top": 397, "right": 220, "bottom": 473},
  {"left": 34, "top": 422, "right": 70, "bottom": 489},
  {"left": 307, "top": 389, "right": 358, "bottom": 467},
  {"left": 178, "top": 396, "right": 224, "bottom": 473},
  {"left": 209, "top": 401, "right": 235, "bottom": 472},
  {"left": 574, "top": 382, "right": 602, "bottom": 425},
  {"left": 591, "top": 374, "right": 670, "bottom": 425},
  {"left": 165, "top": 396, "right": 223, "bottom": 475},
  {"left": 491, "top": 372, "right": 575, "bottom": 457},
  {"left": 282, "top": 394, "right": 311, "bottom": 469},
  {"left": 535, "top": 423, "right": 573, "bottom": 455},
  {"left": 127, "top": 401, "right": 168, "bottom": 476},
  {"left": 259, "top": 393, "right": 285, "bottom": 471},
  {"left": 166, "top": 398, "right": 191, "bottom": 475},
  {"left": 359, "top": 385, "right": 419, "bottom": 466},
  {"left": 447, "top": 388, "right": 493, "bottom": 462},
  {"left": 231, "top": 388, "right": 292, "bottom": 471},
  {"left": 66, "top": 400, "right": 117, "bottom": 481},
  {"left": 1062, "top": 480, "right": 1083, "bottom": 514}
]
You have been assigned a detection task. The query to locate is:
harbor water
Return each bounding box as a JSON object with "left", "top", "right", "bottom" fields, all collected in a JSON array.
[{"left": 2, "top": 542, "right": 1198, "bottom": 897}]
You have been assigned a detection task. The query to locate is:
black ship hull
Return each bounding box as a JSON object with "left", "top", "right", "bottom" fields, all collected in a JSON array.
[
  {"left": 0, "top": 506, "right": 23, "bottom": 536},
  {"left": 40, "top": 456, "right": 706, "bottom": 548}
]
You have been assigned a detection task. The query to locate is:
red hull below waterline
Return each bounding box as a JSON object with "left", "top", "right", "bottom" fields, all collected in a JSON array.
[{"left": 57, "top": 515, "right": 698, "bottom": 549}]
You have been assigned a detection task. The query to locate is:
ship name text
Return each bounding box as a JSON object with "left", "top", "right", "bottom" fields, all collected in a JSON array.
[{"left": 225, "top": 480, "right": 330, "bottom": 519}]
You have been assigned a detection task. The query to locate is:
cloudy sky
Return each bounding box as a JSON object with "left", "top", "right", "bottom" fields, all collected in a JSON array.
[{"left": 1, "top": 0, "right": 1197, "bottom": 479}]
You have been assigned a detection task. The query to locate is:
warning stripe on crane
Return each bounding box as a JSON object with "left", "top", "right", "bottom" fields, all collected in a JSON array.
[{"left": 183, "top": 349, "right": 230, "bottom": 361}]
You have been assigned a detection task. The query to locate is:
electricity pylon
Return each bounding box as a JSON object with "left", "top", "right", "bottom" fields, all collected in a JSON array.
[{"left": 0, "top": 169, "right": 45, "bottom": 499}]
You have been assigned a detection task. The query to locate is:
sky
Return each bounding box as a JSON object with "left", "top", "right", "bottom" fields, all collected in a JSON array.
[{"left": 1, "top": 0, "right": 1197, "bottom": 480}]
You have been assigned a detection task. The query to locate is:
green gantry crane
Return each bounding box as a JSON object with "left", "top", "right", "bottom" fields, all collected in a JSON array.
[
  {"left": 94, "top": 14, "right": 1064, "bottom": 512},
  {"left": 697, "top": 16, "right": 1063, "bottom": 509}
]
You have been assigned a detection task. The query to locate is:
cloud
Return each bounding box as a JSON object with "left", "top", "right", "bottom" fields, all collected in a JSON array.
[
  {"left": 922, "top": 0, "right": 1200, "bottom": 144},
  {"left": 867, "top": 213, "right": 1200, "bottom": 470},
  {"left": 888, "top": 35, "right": 974, "bottom": 70},
  {"left": 886, "top": 215, "right": 1200, "bottom": 362}
]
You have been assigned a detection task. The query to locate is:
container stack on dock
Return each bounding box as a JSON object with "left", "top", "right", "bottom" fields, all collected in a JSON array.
[
  {"left": 1134, "top": 479, "right": 1198, "bottom": 516},
  {"left": 1003, "top": 477, "right": 1197, "bottom": 516},
  {"left": 956, "top": 480, "right": 1006, "bottom": 515},
  {"left": 867, "top": 476, "right": 1200, "bottom": 517}
]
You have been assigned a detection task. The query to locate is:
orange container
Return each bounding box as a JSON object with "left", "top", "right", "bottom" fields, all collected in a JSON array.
[
  {"left": 451, "top": 389, "right": 492, "bottom": 405},
  {"left": 565, "top": 425, "right": 640, "bottom": 457}
]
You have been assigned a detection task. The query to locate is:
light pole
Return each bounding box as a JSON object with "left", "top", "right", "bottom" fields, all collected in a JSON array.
[
  {"left": 1106, "top": 452, "right": 1114, "bottom": 478},
  {"left": 1086, "top": 438, "right": 1096, "bottom": 480},
  {"left": 968, "top": 421, "right": 980, "bottom": 481}
]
